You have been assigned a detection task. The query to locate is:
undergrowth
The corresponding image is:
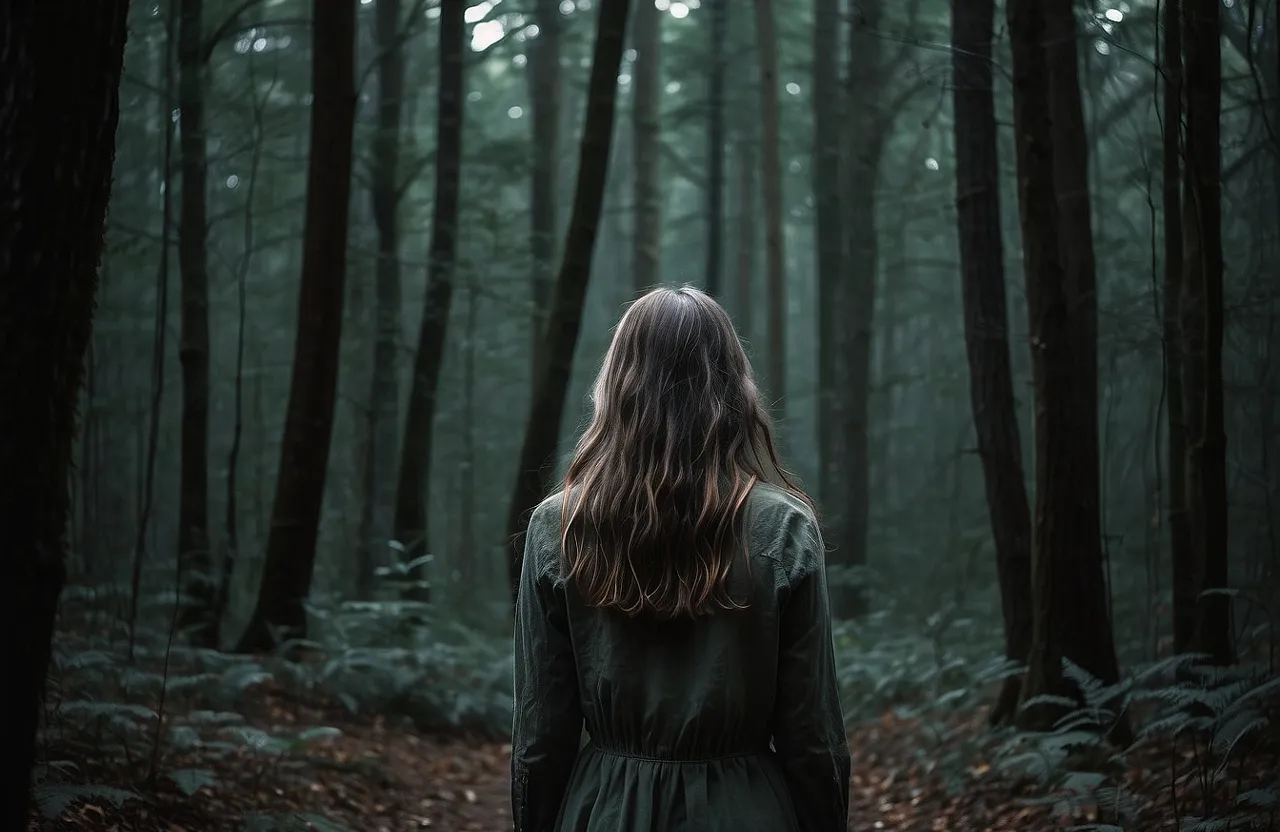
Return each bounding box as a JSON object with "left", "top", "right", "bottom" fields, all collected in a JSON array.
[{"left": 33, "top": 582, "right": 1280, "bottom": 830}]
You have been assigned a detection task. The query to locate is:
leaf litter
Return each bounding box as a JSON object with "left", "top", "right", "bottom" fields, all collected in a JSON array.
[{"left": 29, "top": 682, "right": 1276, "bottom": 831}]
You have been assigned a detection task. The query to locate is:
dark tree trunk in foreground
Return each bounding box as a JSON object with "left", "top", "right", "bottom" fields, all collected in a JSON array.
[
  {"left": 1011, "top": 0, "right": 1125, "bottom": 731},
  {"left": 235, "top": 0, "right": 357, "bottom": 651},
  {"left": 506, "top": 0, "right": 632, "bottom": 600},
  {"left": 392, "top": 0, "right": 466, "bottom": 602},
  {"left": 1044, "top": 0, "right": 1124, "bottom": 692},
  {"left": 705, "top": 0, "right": 727, "bottom": 296},
  {"left": 176, "top": 0, "right": 217, "bottom": 646},
  {"left": 1182, "top": 0, "right": 1234, "bottom": 666},
  {"left": 0, "top": 1, "right": 129, "bottom": 822},
  {"left": 1162, "top": 0, "right": 1196, "bottom": 656},
  {"left": 950, "top": 0, "right": 1034, "bottom": 727},
  {"left": 529, "top": 0, "right": 560, "bottom": 367},
  {"left": 631, "top": 0, "right": 662, "bottom": 294},
  {"left": 1004, "top": 0, "right": 1072, "bottom": 726},
  {"left": 361, "top": 0, "right": 407, "bottom": 596}
]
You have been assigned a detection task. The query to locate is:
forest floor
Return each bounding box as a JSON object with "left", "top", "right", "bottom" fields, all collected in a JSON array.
[{"left": 30, "top": 673, "right": 1264, "bottom": 832}]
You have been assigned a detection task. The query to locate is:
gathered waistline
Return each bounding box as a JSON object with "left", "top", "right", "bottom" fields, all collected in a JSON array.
[{"left": 584, "top": 743, "right": 772, "bottom": 764}]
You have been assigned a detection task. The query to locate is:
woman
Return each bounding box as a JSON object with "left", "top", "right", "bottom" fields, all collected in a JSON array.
[{"left": 512, "top": 286, "right": 850, "bottom": 831}]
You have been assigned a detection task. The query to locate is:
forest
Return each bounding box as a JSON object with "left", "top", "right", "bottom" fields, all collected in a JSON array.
[{"left": 2, "top": 0, "right": 1277, "bottom": 828}]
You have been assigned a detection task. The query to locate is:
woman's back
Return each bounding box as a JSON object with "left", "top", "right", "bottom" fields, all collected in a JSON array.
[
  {"left": 513, "top": 483, "right": 850, "bottom": 832},
  {"left": 510, "top": 286, "right": 849, "bottom": 831}
]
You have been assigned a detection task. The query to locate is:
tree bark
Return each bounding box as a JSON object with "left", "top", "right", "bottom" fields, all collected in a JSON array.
[
  {"left": 1012, "top": 0, "right": 1126, "bottom": 731},
  {"left": 0, "top": 1, "right": 129, "bottom": 822},
  {"left": 705, "top": 0, "right": 727, "bottom": 296},
  {"left": 1005, "top": 0, "right": 1071, "bottom": 726},
  {"left": 529, "top": 0, "right": 560, "bottom": 368},
  {"left": 176, "top": 0, "right": 217, "bottom": 646},
  {"left": 506, "top": 0, "right": 632, "bottom": 600},
  {"left": 1182, "top": 0, "right": 1234, "bottom": 666},
  {"left": 813, "top": 0, "right": 843, "bottom": 540},
  {"left": 631, "top": 0, "right": 662, "bottom": 294},
  {"left": 832, "top": 0, "right": 890, "bottom": 619},
  {"left": 754, "top": 0, "right": 787, "bottom": 422},
  {"left": 950, "top": 0, "right": 1034, "bottom": 727},
  {"left": 734, "top": 138, "right": 757, "bottom": 335},
  {"left": 361, "top": 0, "right": 407, "bottom": 596},
  {"left": 235, "top": 0, "right": 357, "bottom": 651},
  {"left": 391, "top": 0, "right": 466, "bottom": 602},
  {"left": 1044, "top": 0, "right": 1125, "bottom": 693},
  {"left": 1161, "top": 0, "right": 1196, "bottom": 656}
]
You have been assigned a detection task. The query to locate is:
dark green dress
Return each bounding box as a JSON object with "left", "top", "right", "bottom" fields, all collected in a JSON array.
[{"left": 512, "top": 484, "right": 851, "bottom": 832}]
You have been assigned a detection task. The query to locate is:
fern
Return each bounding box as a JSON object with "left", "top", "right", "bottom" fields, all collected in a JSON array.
[{"left": 32, "top": 784, "right": 143, "bottom": 819}]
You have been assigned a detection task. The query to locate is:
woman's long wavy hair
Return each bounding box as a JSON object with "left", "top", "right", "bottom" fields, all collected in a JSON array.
[{"left": 559, "top": 285, "right": 808, "bottom": 620}]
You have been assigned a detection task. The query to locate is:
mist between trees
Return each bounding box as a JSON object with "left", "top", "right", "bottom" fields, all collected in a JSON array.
[{"left": 4, "top": 0, "right": 1278, "bottom": 828}]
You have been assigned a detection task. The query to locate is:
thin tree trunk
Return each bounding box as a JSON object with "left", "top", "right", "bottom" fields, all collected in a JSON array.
[
  {"left": 235, "top": 0, "right": 357, "bottom": 651},
  {"left": 754, "top": 0, "right": 786, "bottom": 422},
  {"left": 0, "top": 2, "right": 129, "bottom": 822},
  {"left": 459, "top": 283, "right": 477, "bottom": 581},
  {"left": 1044, "top": 0, "right": 1125, "bottom": 696},
  {"left": 631, "top": 0, "right": 662, "bottom": 294},
  {"left": 950, "top": 0, "right": 1034, "bottom": 727},
  {"left": 813, "top": 0, "right": 843, "bottom": 527},
  {"left": 391, "top": 0, "right": 466, "bottom": 602},
  {"left": 506, "top": 0, "right": 632, "bottom": 600},
  {"left": 529, "top": 0, "right": 560, "bottom": 368},
  {"left": 176, "top": 0, "right": 216, "bottom": 646},
  {"left": 362, "top": 0, "right": 407, "bottom": 596},
  {"left": 1162, "top": 0, "right": 1196, "bottom": 655},
  {"left": 734, "top": 139, "right": 756, "bottom": 335},
  {"left": 705, "top": 0, "right": 727, "bottom": 296},
  {"left": 835, "top": 0, "right": 889, "bottom": 619},
  {"left": 1182, "top": 0, "right": 1234, "bottom": 666}
]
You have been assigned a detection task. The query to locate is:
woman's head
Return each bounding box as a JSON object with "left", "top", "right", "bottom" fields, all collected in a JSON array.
[{"left": 560, "top": 285, "right": 805, "bottom": 619}]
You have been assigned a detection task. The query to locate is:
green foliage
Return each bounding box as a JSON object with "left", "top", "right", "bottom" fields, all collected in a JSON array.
[
  {"left": 32, "top": 784, "right": 143, "bottom": 820},
  {"left": 990, "top": 651, "right": 1280, "bottom": 830},
  {"left": 831, "top": 602, "right": 1005, "bottom": 720}
]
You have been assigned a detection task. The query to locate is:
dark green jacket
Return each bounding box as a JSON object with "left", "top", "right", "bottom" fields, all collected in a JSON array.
[{"left": 512, "top": 484, "right": 851, "bottom": 831}]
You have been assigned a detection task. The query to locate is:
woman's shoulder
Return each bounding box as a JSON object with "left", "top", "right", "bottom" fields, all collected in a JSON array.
[
  {"left": 745, "top": 482, "right": 823, "bottom": 569},
  {"left": 747, "top": 482, "right": 818, "bottom": 528}
]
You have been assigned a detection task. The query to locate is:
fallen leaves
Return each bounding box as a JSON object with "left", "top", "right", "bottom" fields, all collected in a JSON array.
[{"left": 30, "top": 684, "right": 1276, "bottom": 831}]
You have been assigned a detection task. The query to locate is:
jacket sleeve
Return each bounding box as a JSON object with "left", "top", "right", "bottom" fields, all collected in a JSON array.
[
  {"left": 511, "top": 509, "right": 582, "bottom": 832},
  {"left": 771, "top": 516, "right": 851, "bottom": 832}
]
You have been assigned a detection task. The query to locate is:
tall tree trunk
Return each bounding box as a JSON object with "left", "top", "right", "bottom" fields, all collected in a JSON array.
[
  {"left": 235, "top": 0, "right": 357, "bottom": 651},
  {"left": 392, "top": 0, "right": 466, "bottom": 602},
  {"left": 631, "top": 0, "right": 662, "bottom": 294},
  {"left": 176, "top": 0, "right": 216, "bottom": 646},
  {"left": 1162, "top": 0, "right": 1195, "bottom": 655},
  {"left": 1044, "top": 0, "right": 1124, "bottom": 693},
  {"left": 361, "top": 0, "right": 407, "bottom": 596},
  {"left": 950, "top": 0, "right": 1034, "bottom": 728},
  {"left": 0, "top": 1, "right": 129, "bottom": 822},
  {"left": 734, "top": 138, "right": 756, "bottom": 334},
  {"left": 705, "top": 0, "right": 727, "bottom": 296},
  {"left": 1182, "top": 0, "right": 1234, "bottom": 666},
  {"left": 529, "top": 0, "right": 560, "bottom": 369},
  {"left": 506, "top": 0, "right": 632, "bottom": 600},
  {"left": 813, "top": 0, "right": 843, "bottom": 532},
  {"left": 1005, "top": 0, "right": 1070, "bottom": 726},
  {"left": 833, "top": 0, "right": 889, "bottom": 619},
  {"left": 754, "top": 0, "right": 786, "bottom": 422},
  {"left": 1011, "top": 0, "right": 1125, "bottom": 730}
]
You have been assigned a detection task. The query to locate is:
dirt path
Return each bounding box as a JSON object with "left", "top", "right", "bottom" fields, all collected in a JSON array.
[{"left": 32, "top": 695, "right": 1228, "bottom": 831}]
